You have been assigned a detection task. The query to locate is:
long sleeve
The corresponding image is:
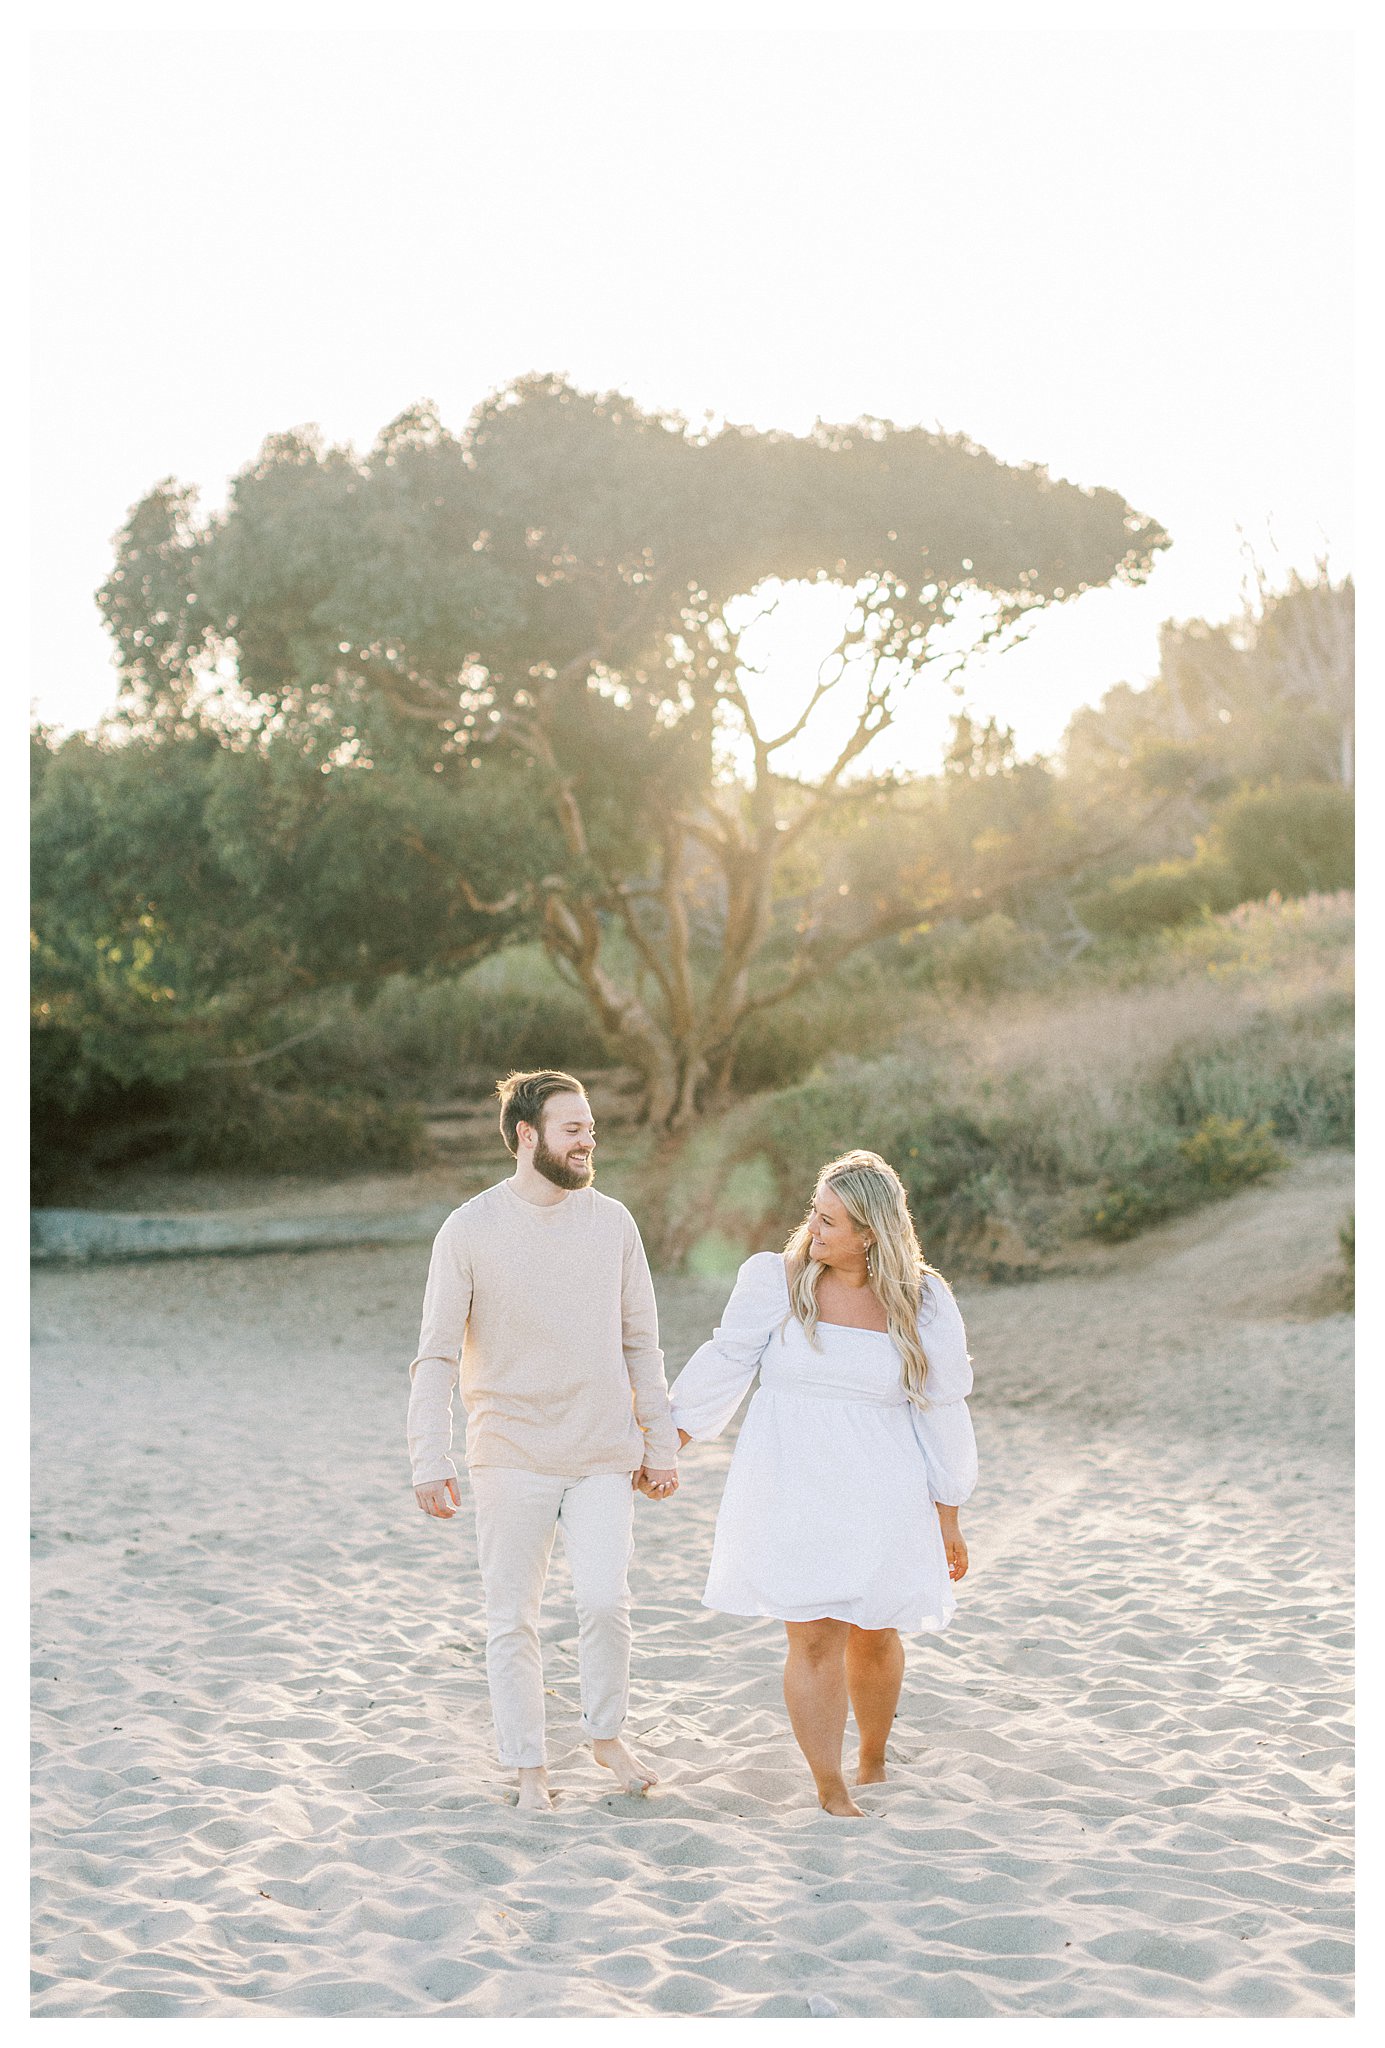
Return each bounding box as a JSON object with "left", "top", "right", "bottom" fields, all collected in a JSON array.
[
  {"left": 911, "top": 1274, "right": 978, "bottom": 1506},
  {"left": 621, "top": 1216, "right": 679, "bottom": 1468},
  {"left": 405, "top": 1212, "right": 473, "bottom": 1487},
  {"left": 669, "top": 1252, "right": 783, "bottom": 1440}
]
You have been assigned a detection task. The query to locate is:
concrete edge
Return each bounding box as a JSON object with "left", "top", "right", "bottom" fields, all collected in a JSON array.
[{"left": 30, "top": 1208, "right": 451, "bottom": 1265}]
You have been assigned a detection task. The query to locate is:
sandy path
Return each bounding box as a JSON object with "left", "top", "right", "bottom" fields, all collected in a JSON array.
[{"left": 30, "top": 1155, "right": 1353, "bottom": 2017}]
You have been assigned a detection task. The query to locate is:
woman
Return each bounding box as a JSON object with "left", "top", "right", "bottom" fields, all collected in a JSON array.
[{"left": 669, "top": 1150, "right": 977, "bottom": 1818}]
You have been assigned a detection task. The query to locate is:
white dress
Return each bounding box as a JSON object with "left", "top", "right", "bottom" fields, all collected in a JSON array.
[{"left": 668, "top": 1253, "right": 978, "bottom": 1633}]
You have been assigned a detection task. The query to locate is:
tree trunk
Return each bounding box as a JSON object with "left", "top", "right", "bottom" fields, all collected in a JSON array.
[{"left": 630, "top": 1122, "right": 706, "bottom": 1268}]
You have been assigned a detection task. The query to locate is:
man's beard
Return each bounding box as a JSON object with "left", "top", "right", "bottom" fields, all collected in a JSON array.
[{"left": 532, "top": 1132, "right": 595, "bottom": 1191}]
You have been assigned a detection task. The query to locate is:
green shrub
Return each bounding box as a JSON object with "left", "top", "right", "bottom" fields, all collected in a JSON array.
[
  {"left": 1216, "top": 782, "right": 1354, "bottom": 900},
  {"left": 731, "top": 1003, "right": 843, "bottom": 1096},
  {"left": 1085, "top": 1180, "right": 1178, "bottom": 1241},
  {"left": 1078, "top": 783, "right": 1354, "bottom": 942},
  {"left": 896, "top": 913, "right": 1048, "bottom": 996},
  {"left": 171, "top": 1081, "right": 426, "bottom": 1173},
  {"left": 667, "top": 887, "right": 1352, "bottom": 1268},
  {"left": 286, "top": 966, "right": 612, "bottom": 1094},
  {"left": 1156, "top": 1006, "right": 1354, "bottom": 1145},
  {"left": 730, "top": 967, "right": 902, "bottom": 1094},
  {"left": 894, "top": 1114, "right": 1023, "bottom": 1247},
  {"left": 732, "top": 1058, "right": 1029, "bottom": 1265},
  {"left": 1079, "top": 853, "right": 1241, "bottom": 938},
  {"left": 1085, "top": 1113, "right": 1284, "bottom": 1241},
  {"left": 735, "top": 1037, "right": 1309, "bottom": 1263},
  {"left": 416, "top": 983, "right": 609, "bottom": 1083},
  {"left": 1339, "top": 1210, "right": 1354, "bottom": 1273},
  {"left": 1177, "top": 1113, "right": 1286, "bottom": 1187}
]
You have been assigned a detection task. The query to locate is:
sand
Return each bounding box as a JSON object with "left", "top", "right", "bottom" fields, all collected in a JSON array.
[{"left": 30, "top": 1152, "right": 1354, "bottom": 2017}]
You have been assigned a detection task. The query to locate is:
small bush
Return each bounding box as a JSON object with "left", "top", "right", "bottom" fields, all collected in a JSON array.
[
  {"left": 1217, "top": 782, "right": 1354, "bottom": 900},
  {"left": 171, "top": 1081, "right": 426, "bottom": 1173},
  {"left": 896, "top": 913, "right": 1048, "bottom": 996},
  {"left": 286, "top": 966, "right": 612, "bottom": 1095},
  {"left": 1177, "top": 1114, "right": 1286, "bottom": 1187},
  {"left": 1085, "top": 1180, "right": 1178, "bottom": 1241},
  {"left": 1085, "top": 1114, "right": 1284, "bottom": 1241},
  {"left": 731, "top": 1058, "right": 1031, "bottom": 1267},
  {"left": 1079, "top": 853, "right": 1241, "bottom": 939},
  {"left": 730, "top": 969, "right": 901, "bottom": 1094},
  {"left": 1339, "top": 1211, "right": 1354, "bottom": 1273},
  {"left": 1078, "top": 783, "right": 1354, "bottom": 943},
  {"left": 1156, "top": 1008, "right": 1354, "bottom": 1146},
  {"left": 731, "top": 1003, "right": 844, "bottom": 1096}
]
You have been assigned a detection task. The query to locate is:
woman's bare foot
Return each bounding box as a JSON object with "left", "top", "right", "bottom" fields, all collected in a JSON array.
[
  {"left": 591, "top": 1736, "right": 658, "bottom": 1794},
  {"left": 515, "top": 1767, "right": 553, "bottom": 1812},
  {"left": 855, "top": 1757, "right": 888, "bottom": 1785},
  {"left": 816, "top": 1777, "right": 865, "bottom": 1817}
]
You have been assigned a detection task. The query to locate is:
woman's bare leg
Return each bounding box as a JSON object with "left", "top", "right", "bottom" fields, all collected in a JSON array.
[
  {"left": 845, "top": 1626, "right": 905, "bottom": 1784},
  {"left": 783, "top": 1619, "right": 863, "bottom": 1816}
]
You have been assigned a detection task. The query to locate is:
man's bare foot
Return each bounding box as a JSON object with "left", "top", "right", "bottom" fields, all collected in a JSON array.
[
  {"left": 855, "top": 1758, "right": 888, "bottom": 1785},
  {"left": 591, "top": 1736, "right": 658, "bottom": 1794},
  {"left": 816, "top": 1778, "right": 865, "bottom": 1817},
  {"left": 516, "top": 1767, "right": 553, "bottom": 1812}
]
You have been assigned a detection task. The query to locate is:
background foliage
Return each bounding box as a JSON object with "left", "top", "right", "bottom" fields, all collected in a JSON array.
[{"left": 32, "top": 382, "right": 1353, "bottom": 1256}]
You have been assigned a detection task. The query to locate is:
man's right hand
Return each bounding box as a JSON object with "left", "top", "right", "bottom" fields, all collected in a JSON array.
[{"left": 414, "top": 1477, "right": 460, "bottom": 1519}]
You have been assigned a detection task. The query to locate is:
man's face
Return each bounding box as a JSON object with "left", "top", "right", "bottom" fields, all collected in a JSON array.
[{"left": 529, "top": 1092, "right": 596, "bottom": 1190}]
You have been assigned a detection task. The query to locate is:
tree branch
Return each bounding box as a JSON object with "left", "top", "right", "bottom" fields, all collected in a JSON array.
[{"left": 740, "top": 791, "right": 1187, "bottom": 1018}]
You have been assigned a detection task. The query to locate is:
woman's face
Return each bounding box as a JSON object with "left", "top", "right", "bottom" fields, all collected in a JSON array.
[{"left": 807, "top": 1184, "right": 872, "bottom": 1271}]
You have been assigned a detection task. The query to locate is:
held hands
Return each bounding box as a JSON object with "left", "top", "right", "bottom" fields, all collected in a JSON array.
[
  {"left": 634, "top": 1424, "right": 689, "bottom": 1499},
  {"left": 634, "top": 1466, "right": 679, "bottom": 1500},
  {"left": 635, "top": 1424, "right": 690, "bottom": 1499},
  {"left": 414, "top": 1477, "right": 460, "bottom": 1519}
]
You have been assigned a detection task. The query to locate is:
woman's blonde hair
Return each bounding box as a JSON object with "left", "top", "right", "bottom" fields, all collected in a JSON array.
[{"left": 783, "top": 1149, "right": 940, "bottom": 1406}]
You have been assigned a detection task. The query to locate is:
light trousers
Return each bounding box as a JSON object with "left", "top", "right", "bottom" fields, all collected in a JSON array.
[{"left": 469, "top": 1466, "right": 636, "bottom": 1769}]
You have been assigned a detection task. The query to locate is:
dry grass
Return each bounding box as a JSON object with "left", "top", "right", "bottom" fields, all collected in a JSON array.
[{"left": 678, "top": 893, "right": 1354, "bottom": 1273}]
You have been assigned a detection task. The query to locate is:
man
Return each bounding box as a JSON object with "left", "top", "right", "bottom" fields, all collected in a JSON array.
[{"left": 407, "top": 1069, "right": 680, "bottom": 1812}]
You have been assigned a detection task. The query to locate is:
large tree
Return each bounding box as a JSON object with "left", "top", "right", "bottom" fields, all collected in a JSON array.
[{"left": 100, "top": 376, "right": 1169, "bottom": 1124}]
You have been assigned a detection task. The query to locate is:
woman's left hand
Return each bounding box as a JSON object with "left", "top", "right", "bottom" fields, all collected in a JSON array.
[{"left": 935, "top": 1504, "right": 968, "bottom": 1581}]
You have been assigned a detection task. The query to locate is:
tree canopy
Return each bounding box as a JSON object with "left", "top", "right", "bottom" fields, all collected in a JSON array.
[{"left": 95, "top": 375, "right": 1170, "bottom": 1124}]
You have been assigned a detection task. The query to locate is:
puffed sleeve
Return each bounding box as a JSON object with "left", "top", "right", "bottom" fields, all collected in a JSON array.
[
  {"left": 668, "top": 1252, "right": 784, "bottom": 1440},
  {"left": 910, "top": 1274, "right": 978, "bottom": 1506}
]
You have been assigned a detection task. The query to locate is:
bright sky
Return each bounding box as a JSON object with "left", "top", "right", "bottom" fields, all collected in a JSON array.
[{"left": 29, "top": 25, "right": 1352, "bottom": 776}]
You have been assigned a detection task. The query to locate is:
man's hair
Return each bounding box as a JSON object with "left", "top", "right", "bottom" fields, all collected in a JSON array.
[{"left": 496, "top": 1070, "right": 587, "bottom": 1157}]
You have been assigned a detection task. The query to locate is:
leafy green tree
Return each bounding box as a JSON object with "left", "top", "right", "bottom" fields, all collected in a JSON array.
[
  {"left": 30, "top": 726, "right": 544, "bottom": 1162},
  {"left": 99, "top": 376, "right": 1168, "bottom": 1125}
]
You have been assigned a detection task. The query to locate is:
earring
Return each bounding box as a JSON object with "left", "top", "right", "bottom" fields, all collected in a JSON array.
[{"left": 865, "top": 1243, "right": 875, "bottom": 1278}]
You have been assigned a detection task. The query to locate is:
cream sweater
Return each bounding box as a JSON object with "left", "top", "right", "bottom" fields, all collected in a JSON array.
[{"left": 405, "top": 1180, "right": 679, "bottom": 1486}]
